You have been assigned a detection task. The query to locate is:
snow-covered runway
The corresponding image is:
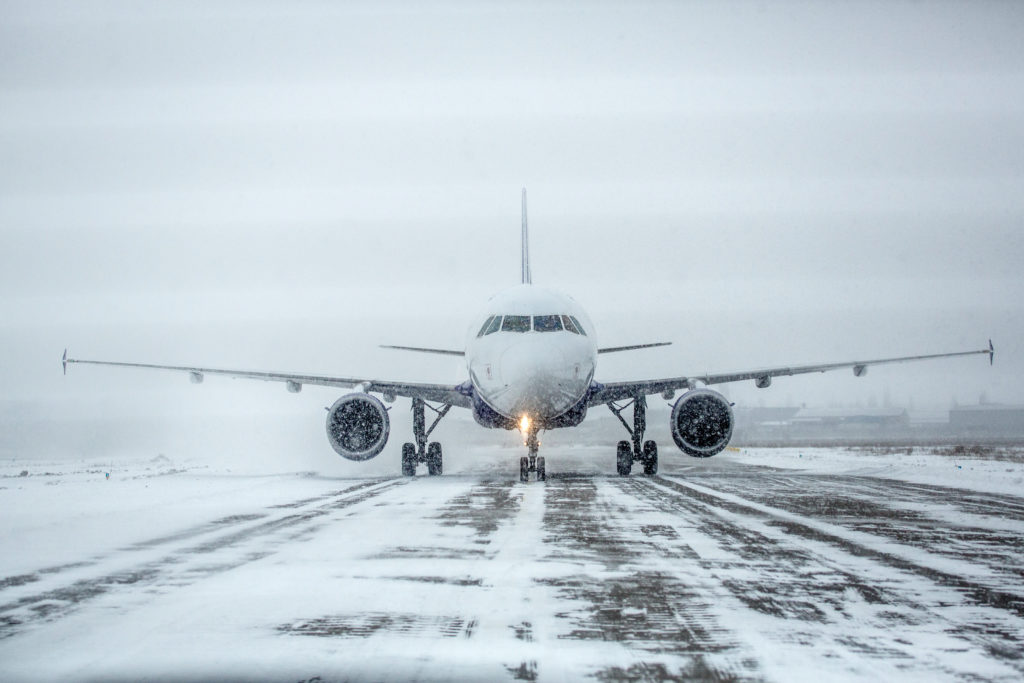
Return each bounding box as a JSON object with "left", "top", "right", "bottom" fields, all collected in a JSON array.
[{"left": 2, "top": 447, "right": 1023, "bottom": 682}]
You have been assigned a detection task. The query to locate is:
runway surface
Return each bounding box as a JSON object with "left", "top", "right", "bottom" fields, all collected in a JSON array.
[{"left": 2, "top": 447, "right": 1024, "bottom": 681}]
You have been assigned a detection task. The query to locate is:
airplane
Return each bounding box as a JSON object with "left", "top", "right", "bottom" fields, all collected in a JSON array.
[{"left": 63, "top": 189, "right": 995, "bottom": 482}]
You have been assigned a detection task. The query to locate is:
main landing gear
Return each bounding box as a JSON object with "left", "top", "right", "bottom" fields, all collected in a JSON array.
[
  {"left": 608, "top": 395, "right": 658, "bottom": 476},
  {"left": 402, "top": 397, "right": 451, "bottom": 477},
  {"left": 519, "top": 424, "right": 546, "bottom": 483}
]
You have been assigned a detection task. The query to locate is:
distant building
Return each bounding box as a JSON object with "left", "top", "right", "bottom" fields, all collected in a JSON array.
[
  {"left": 730, "top": 402, "right": 1024, "bottom": 445},
  {"left": 949, "top": 404, "right": 1024, "bottom": 436},
  {"left": 733, "top": 406, "right": 801, "bottom": 426},
  {"left": 791, "top": 407, "right": 910, "bottom": 429},
  {"left": 732, "top": 406, "right": 914, "bottom": 442}
]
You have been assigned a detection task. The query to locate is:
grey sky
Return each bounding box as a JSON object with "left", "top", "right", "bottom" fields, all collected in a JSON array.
[{"left": 1, "top": 0, "right": 1022, "bottom": 421}]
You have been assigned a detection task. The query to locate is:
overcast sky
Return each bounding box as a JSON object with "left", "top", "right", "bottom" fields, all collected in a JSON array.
[{"left": 2, "top": 0, "right": 1022, "bottom": 425}]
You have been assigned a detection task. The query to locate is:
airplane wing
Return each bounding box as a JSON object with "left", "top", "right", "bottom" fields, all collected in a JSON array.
[
  {"left": 597, "top": 342, "right": 672, "bottom": 354},
  {"left": 380, "top": 345, "right": 464, "bottom": 356},
  {"left": 62, "top": 351, "right": 472, "bottom": 408},
  {"left": 588, "top": 341, "right": 994, "bottom": 406}
]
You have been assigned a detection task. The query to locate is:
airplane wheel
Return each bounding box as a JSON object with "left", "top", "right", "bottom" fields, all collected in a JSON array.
[
  {"left": 520, "top": 456, "right": 529, "bottom": 483},
  {"left": 401, "top": 443, "right": 417, "bottom": 477},
  {"left": 642, "top": 440, "right": 658, "bottom": 476},
  {"left": 426, "top": 442, "right": 443, "bottom": 476},
  {"left": 536, "top": 456, "right": 546, "bottom": 482},
  {"left": 616, "top": 441, "right": 632, "bottom": 476}
]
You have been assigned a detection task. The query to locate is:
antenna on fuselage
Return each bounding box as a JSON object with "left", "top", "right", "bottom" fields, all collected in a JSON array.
[{"left": 521, "top": 187, "right": 532, "bottom": 284}]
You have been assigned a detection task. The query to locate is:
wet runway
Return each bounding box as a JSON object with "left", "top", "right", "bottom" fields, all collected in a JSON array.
[{"left": 2, "top": 452, "right": 1024, "bottom": 681}]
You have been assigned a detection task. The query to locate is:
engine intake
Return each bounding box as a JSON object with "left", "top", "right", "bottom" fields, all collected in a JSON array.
[
  {"left": 325, "top": 393, "right": 390, "bottom": 461},
  {"left": 670, "top": 388, "right": 733, "bottom": 458}
]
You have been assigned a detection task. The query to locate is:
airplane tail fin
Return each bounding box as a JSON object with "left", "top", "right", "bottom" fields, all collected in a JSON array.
[{"left": 521, "top": 188, "right": 532, "bottom": 284}]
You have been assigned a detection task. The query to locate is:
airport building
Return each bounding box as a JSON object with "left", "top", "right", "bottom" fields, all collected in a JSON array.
[
  {"left": 949, "top": 404, "right": 1024, "bottom": 436},
  {"left": 732, "top": 402, "right": 1024, "bottom": 445}
]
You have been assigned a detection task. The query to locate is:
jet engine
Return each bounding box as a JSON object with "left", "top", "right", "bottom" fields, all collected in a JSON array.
[
  {"left": 325, "top": 393, "right": 390, "bottom": 460},
  {"left": 670, "top": 388, "right": 734, "bottom": 458}
]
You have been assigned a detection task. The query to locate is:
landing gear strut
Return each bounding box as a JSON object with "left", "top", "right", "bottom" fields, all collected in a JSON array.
[
  {"left": 402, "top": 397, "right": 451, "bottom": 476},
  {"left": 608, "top": 395, "right": 658, "bottom": 476},
  {"left": 519, "top": 424, "right": 546, "bottom": 483}
]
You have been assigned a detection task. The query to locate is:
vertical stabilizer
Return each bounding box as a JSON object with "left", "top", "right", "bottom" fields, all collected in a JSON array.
[{"left": 521, "top": 188, "right": 532, "bottom": 284}]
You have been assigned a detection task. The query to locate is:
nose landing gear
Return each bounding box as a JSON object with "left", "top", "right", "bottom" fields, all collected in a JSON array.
[
  {"left": 608, "top": 395, "right": 658, "bottom": 476},
  {"left": 402, "top": 397, "right": 451, "bottom": 476},
  {"left": 519, "top": 424, "right": 546, "bottom": 483}
]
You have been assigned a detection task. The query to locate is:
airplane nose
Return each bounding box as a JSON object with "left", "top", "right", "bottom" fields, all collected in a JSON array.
[
  {"left": 497, "top": 342, "right": 585, "bottom": 417},
  {"left": 500, "top": 341, "right": 568, "bottom": 382}
]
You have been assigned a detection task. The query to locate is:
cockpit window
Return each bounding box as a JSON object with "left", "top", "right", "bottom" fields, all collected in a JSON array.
[
  {"left": 533, "top": 315, "right": 563, "bottom": 332},
  {"left": 569, "top": 315, "right": 587, "bottom": 336},
  {"left": 561, "top": 315, "right": 579, "bottom": 334},
  {"left": 476, "top": 316, "right": 495, "bottom": 338},
  {"left": 501, "top": 315, "right": 531, "bottom": 332},
  {"left": 484, "top": 315, "right": 502, "bottom": 335}
]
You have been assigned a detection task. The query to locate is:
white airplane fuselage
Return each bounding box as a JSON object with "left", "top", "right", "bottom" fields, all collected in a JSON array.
[{"left": 466, "top": 284, "right": 597, "bottom": 428}]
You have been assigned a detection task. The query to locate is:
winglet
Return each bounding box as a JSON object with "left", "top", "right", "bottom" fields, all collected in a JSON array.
[
  {"left": 989, "top": 339, "right": 995, "bottom": 366},
  {"left": 521, "top": 187, "right": 531, "bottom": 284},
  {"left": 62, "top": 348, "right": 68, "bottom": 375}
]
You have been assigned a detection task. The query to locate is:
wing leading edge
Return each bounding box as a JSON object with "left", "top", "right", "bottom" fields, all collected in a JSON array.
[
  {"left": 597, "top": 342, "right": 672, "bottom": 354},
  {"left": 379, "top": 345, "right": 464, "bottom": 356},
  {"left": 62, "top": 352, "right": 472, "bottom": 408},
  {"left": 588, "top": 340, "right": 994, "bottom": 405}
]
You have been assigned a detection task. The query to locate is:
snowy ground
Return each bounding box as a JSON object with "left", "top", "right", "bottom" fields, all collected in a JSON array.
[{"left": 2, "top": 446, "right": 1024, "bottom": 682}]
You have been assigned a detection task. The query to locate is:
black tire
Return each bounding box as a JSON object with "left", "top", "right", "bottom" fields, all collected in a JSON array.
[
  {"left": 642, "top": 440, "right": 658, "bottom": 476},
  {"left": 426, "top": 442, "right": 443, "bottom": 476},
  {"left": 536, "top": 456, "right": 546, "bottom": 482},
  {"left": 616, "top": 440, "right": 632, "bottom": 476},
  {"left": 401, "top": 443, "right": 417, "bottom": 477},
  {"left": 520, "top": 456, "right": 529, "bottom": 483}
]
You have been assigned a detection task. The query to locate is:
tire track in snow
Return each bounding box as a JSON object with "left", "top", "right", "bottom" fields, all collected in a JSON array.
[
  {"left": 0, "top": 478, "right": 404, "bottom": 640},
  {"left": 692, "top": 470, "right": 1024, "bottom": 589},
  {"left": 275, "top": 476, "right": 539, "bottom": 680},
  {"left": 0, "top": 479, "right": 390, "bottom": 596},
  {"left": 631, "top": 474, "right": 1024, "bottom": 679},
  {"left": 539, "top": 474, "right": 760, "bottom": 682},
  {"left": 659, "top": 473, "right": 1024, "bottom": 617},
  {"left": 687, "top": 466, "right": 1024, "bottom": 522}
]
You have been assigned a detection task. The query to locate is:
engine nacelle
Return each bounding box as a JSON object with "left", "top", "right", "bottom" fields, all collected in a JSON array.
[
  {"left": 670, "top": 388, "right": 734, "bottom": 458},
  {"left": 325, "top": 393, "right": 390, "bottom": 461}
]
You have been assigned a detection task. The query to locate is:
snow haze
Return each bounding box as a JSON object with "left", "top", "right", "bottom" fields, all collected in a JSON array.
[{"left": 1, "top": 1, "right": 1022, "bottom": 450}]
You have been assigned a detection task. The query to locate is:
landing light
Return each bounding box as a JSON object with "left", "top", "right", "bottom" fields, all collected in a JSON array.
[{"left": 519, "top": 415, "right": 530, "bottom": 432}]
